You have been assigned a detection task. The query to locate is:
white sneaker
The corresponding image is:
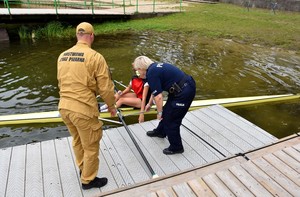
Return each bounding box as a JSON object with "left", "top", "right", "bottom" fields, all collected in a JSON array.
[
  {"left": 101, "top": 108, "right": 108, "bottom": 112},
  {"left": 100, "top": 104, "right": 108, "bottom": 111}
]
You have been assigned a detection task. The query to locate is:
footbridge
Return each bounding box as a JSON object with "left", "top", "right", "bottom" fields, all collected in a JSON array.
[{"left": 0, "top": 0, "right": 185, "bottom": 23}]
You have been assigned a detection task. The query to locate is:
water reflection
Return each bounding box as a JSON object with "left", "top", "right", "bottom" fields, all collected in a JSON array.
[{"left": 0, "top": 32, "right": 300, "bottom": 147}]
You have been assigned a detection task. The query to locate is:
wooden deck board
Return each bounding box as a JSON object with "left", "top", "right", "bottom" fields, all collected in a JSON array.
[
  {"left": 262, "top": 153, "right": 300, "bottom": 187},
  {"left": 1, "top": 105, "right": 283, "bottom": 196},
  {"left": 273, "top": 150, "right": 300, "bottom": 173},
  {"left": 215, "top": 169, "right": 255, "bottom": 197},
  {"left": 251, "top": 157, "right": 300, "bottom": 196},
  {"left": 202, "top": 173, "right": 235, "bottom": 197},
  {"left": 241, "top": 161, "right": 292, "bottom": 196},
  {"left": 172, "top": 182, "right": 197, "bottom": 197},
  {"left": 229, "top": 165, "right": 273, "bottom": 197},
  {"left": 187, "top": 178, "right": 216, "bottom": 197}
]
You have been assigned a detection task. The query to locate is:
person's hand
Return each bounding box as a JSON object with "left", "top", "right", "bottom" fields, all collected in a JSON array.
[
  {"left": 109, "top": 107, "right": 117, "bottom": 117},
  {"left": 157, "top": 112, "right": 162, "bottom": 120},
  {"left": 138, "top": 114, "right": 144, "bottom": 123},
  {"left": 145, "top": 103, "right": 151, "bottom": 112}
]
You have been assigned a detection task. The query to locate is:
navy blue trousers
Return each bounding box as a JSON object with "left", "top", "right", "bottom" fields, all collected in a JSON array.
[{"left": 156, "top": 76, "right": 196, "bottom": 151}]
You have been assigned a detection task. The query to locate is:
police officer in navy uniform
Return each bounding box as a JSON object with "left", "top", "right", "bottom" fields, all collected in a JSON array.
[{"left": 133, "top": 56, "right": 196, "bottom": 155}]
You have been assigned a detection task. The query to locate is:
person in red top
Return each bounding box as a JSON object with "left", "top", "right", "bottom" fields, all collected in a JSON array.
[{"left": 100, "top": 73, "right": 152, "bottom": 122}]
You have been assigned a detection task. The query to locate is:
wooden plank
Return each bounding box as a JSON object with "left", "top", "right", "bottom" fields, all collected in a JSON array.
[
  {"left": 187, "top": 178, "right": 216, "bottom": 197},
  {"left": 204, "top": 106, "right": 266, "bottom": 148},
  {"left": 273, "top": 150, "right": 300, "bottom": 173},
  {"left": 41, "top": 140, "right": 63, "bottom": 197},
  {"left": 172, "top": 182, "right": 197, "bottom": 197},
  {"left": 241, "top": 161, "right": 292, "bottom": 196},
  {"left": 293, "top": 143, "right": 300, "bottom": 151},
  {"left": 229, "top": 165, "right": 272, "bottom": 197},
  {"left": 202, "top": 173, "right": 235, "bottom": 197},
  {"left": 245, "top": 136, "right": 300, "bottom": 160},
  {"left": 5, "top": 145, "right": 26, "bottom": 197},
  {"left": 283, "top": 146, "right": 300, "bottom": 162},
  {"left": 216, "top": 169, "right": 254, "bottom": 197},
  {"left": 156, "top": 187, "right": 177, "bottom": 197},
  {"left": 251, "top": 157, "right": 300, "bottom": 196},
  {"left": 0, "top": 147, "right": 12, "bottom": 197},
  {"left": 54, "top": 138, "right": 83, "bottom": 197},
  {"left": 212, "top": 105, "right": 277, "bottom": 143},
  {"left": 25, "top": 143, "right": 43, "bottom": 197},
  {"left": 141, "top": 192, "right": 158, "bottom": 197},
  {"left": 263, "top": 153, "right": 300, "bottom": 187}
]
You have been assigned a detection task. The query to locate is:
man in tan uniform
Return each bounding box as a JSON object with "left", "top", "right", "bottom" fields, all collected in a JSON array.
[{"left": 57, "top": 22, "right": 116, "bottom": 190}]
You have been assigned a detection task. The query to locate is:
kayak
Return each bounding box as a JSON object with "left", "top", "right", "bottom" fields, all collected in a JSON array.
[{"left": 0, "top": 93, "right": 299, "bottom": 126}]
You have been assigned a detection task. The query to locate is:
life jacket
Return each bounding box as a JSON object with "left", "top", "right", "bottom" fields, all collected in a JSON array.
[{"left": 131, "top": 76, "right": 144, "bottom": 99}]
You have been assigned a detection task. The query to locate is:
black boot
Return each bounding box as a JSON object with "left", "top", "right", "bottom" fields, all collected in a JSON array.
[
  {"left": 146, "top": 129, "right": 166, "bottom": 138},
  {"left": 163, "top": 148, "right": 184, "bottom": 155},
  {"left": 82, "top": 177, "right": 108, "bottom": 190}
]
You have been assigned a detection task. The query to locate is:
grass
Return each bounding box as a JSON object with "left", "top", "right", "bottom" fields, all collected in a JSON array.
[{"left": 19, "top": 3, "right": 300, "bottom": 50}]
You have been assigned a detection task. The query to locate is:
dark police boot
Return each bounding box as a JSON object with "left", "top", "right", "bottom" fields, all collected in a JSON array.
[
  {"left": 163, "top": 148, "right": 184, "bottom": 155},
  {"left": 146, "top": 129, "right": 166, "bottom": 138},
  {"left": 82, "top": 177, "right": 108, "bottom": 190}
]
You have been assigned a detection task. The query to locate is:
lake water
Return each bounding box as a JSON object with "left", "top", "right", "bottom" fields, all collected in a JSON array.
[{"left": 1, "top": 31, "right": 300, "bottom": 148}]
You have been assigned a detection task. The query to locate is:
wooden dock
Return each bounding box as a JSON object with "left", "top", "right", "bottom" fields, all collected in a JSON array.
[{"left": 0, "top": 105, "right": 280, "bottom": 197}]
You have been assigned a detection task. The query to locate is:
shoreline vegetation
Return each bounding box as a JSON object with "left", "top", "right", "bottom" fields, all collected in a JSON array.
[{"left": 19, "top": 3, "right": 300, "bottom": 51}]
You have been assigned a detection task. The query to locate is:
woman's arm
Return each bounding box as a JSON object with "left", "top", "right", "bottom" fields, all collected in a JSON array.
[
  {"left": 115, "top": 84, "right": 132, "bottom": 101},
  {"left": 138, "top": 86, "right": 149, "bottom": 123},
  {"left": 154, "top": 93, "right": 163, "bottom": 120}
]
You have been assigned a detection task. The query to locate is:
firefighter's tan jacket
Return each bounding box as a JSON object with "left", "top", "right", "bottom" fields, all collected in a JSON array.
[{"left": 57, "top": 40, "right": 115, "bottom": 118}]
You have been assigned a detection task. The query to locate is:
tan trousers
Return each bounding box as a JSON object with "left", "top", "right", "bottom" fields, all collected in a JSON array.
[{"left": 59, "top": 109, "right": 103, "bottom": 184}]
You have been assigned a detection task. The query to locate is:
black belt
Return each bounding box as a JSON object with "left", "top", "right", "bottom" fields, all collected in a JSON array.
[
  {"left": 177, "top": 74, "right": 189, "bottom": 88},
  {"left": 169, "top": 74, "right": 189, "bottom": 94}
]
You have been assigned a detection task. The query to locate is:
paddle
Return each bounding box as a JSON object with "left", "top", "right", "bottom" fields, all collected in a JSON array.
[
  {"left": 116, "top": 109, "right": 159, "bottom": 178},
  {"left": 111, "top": 78, "right": 159, "bottom": 178}
]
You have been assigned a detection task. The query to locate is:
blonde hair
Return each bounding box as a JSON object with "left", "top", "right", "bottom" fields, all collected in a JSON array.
[{"left": 133, "top": 56, "right": 154, "bottom": 70}]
